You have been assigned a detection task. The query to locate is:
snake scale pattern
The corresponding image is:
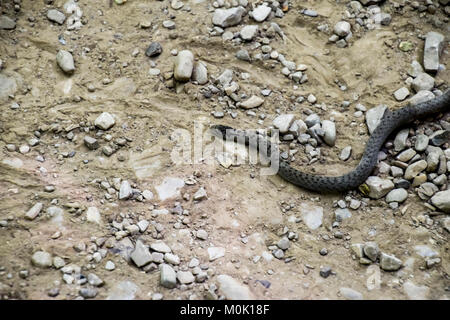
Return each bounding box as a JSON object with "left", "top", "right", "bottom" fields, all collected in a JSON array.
[{"left": 212, "top": 89, "right": 450, "bottom": 193}]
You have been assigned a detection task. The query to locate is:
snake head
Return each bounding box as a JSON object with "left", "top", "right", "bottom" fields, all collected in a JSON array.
[
  {"left": 210, "top": 125, "right": 234, "bottom": 137},
  {"left": 358, "top": 183, "right": 370, "bottom": 196}
]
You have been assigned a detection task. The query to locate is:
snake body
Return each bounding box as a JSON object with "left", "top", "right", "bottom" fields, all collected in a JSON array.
[{"left": 212, "top": 90, "right": 450, "bottom": 193}]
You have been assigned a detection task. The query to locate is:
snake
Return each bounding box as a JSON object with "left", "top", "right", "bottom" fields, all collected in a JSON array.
[{"left": 211, "top": 89, "right": 450, "bottom": 193}]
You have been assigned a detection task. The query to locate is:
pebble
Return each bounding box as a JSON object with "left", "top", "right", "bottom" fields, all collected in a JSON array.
[
  {"left": 430, "top": 190, "right": 450, "bottom": 213},
  {"left": 340, "top": 146, "right": 352, "bottom": 161},
  {"left": 423, "top": 31, "right": 444, "bottom": 72},
  {"left": 79, "top": 287, "right": 98, "bottom": 299},
  {"left": 119, "top": 180, "right": 133, "bottom": 200},
  {"left": 276, "top": 237, "right": 290, "bottom": 250},
  {"left": 145, "top": 42, "right": 162, "bottom": 57},
  {"left": 47, "top": 9, "right": 66, "bottom": 25},
  {"left": 164, "top": 253, "right": 180, "bottom": 265},
  {"left": 394, "top": 128, "right": 409, "bottom": 152},
  {"left": 379, "top": 252, "right": 402, "bottom": 271},
  {"left": 365, "top": 176, "right": 394, "bottom": 199},
  {"left": 334, "top": 21, "right": 351, "bottom": 37},
  {"left": 385, "top": 188, "right": 408, "bottom": 203},
  {"left": 319, "top": 266, "right": 332, "bottom": 278},
  {"left": 31, "top": 251, "right": 52, "bottom": 268},
  {"left": 415, "top": 134, "right": 429, "bottom": 152},
  {"left": 236, "top": 49, "right": 251, "bottom": 61},
  {"left": 394, "top": 87, "right": 410, "bottom": 101},
  {"left": 88, "top": 273, "right": 104, "bottom": 287},
  {"left": 411, "top": 73, "right": 435, "bottom": 92},
  {"left": 339, "top": 287, "right": 363, "bottom": 300},
  {"left": 84, "top": 136, "right": 98, "bottom": 150},
  {"left": 363, "top": 242, "right": 379, "bottom": 262},
  {"left": 365, "top": 105, "right": 387, "bottom": 135},
  {"left": 321, "top": 120, "right": 336, "bottom": 146},
  {"left": 240, "top": 25, "right": 258, "bottom": 41},
  {"left": 240, "top": 95, "right": 264, "bottom": 109},
  {"left": 273, "top": 114, "right": 295, "bottom": 134},
  {"left": 335, "top": 208, "right": 352, "bottom": 221},
  {"left": 0, "top": 15, "right": 16, "bottom": 30},
  {"left": 212, "top": 7, "right": 246, "bottom": 28},
  {"left": 150, "top": 241, "right": 172, "bottom": 253},
  {"left": 56, "top": 50, "right": 75, "bottom": 74},
  {"left": 94, "top": 112, "right": 115, "bottom": 130},
  {"left": 107, "top": 281, "right": 139, "bottom": 300},
  {"left": 409, "top": 90, "right": 435, "bottom": 105},
  {"left": 160, "top": 264, "right": 177, "bottom": 288},
  {"left": 177, "top": 271, "right": 195, "bottom": 284},
  {"left": 86, "top": 206, "right": 101, "bottom": 224},
  {"left": 25, "top": 202, "right": 43, "bottom": 220},
  {"left": 403, "top": 281, "right": 429, "bottom": 300},
  {"left": 217, "top": 274, "right": 254, "bottom": 299},
  {"left": 174, "top": 50, "right": 194, "bottom": 82},
  {"left": 193, "top": 187, "right": 208, "bottom": 201},
  {"left": 196, "top": 229, "right": 208, "bottom": 240},
  {"left": 404, "top": 160, "right": 427, "bottom": 180},
  {"left": 251, "top": 4, "right": 272, "bottom": 22},
  {"left": 208, "top": 247, "right": 225, "bottom": 261},
  {"left": 162, "top": 20, "right": 175, "bottom": 29},
  {"left": 192, "top": 61, "right": 208, "bottom": 84}
]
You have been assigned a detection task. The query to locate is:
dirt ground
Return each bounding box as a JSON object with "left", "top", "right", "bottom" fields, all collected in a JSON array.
[{"left": 0, "top": 0, "right": 449, "bottom": 300}]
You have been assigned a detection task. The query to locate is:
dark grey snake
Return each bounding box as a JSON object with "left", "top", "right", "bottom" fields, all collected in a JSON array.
[{"left": 211, "top": 89, "right": 450, "bottom": 193}]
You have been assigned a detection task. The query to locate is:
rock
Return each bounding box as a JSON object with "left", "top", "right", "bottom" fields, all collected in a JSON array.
[
  {"left": 423, "top": 31, "right": 444, "bottom": 72},
  {"left": 334, "top": 21, "right": 351, "bottom": 37},
  {"left": 339, "top": 287, "right": 363, "bottom": 300},
  {"left": 359, "top": 0, "right": 384, "bottom": 5},
  {"left": 240, "top": 95, "right": 264, "bottom": 109},
  {"left": 441, "top": 218, "right": 450, "bottom": 233},
  {"left": 431, "top": 190, "right": 450, "bottom": 213},
  {"left": 373, "top": 12, "right": 391, "bottom": 25},
  {"left": 88, "top": 273, "right": 104, "bottom": 287},
  {"left": 208, "top": 247, "right": 225, "bottom": 261},
  {"left": 105, "top": 261, "right": 115, "bottom": 271},
  {"left": 216, "top": 69, "right": 233, "bottom": 86},
  {"left": 351, "top": 244, "right": 365, "bottom": 258},
  {"left": 107, "top": 281, "right": 139, "bottom": 300},
  {"left": 408, "top": 91, "right": 435, "bottom": 106},
  {"left": 394, "top": 87, "right": 410, "bottom": 101},
  {"left": 160, "top": 264, "right": 177, "bottom": 288},
  {"left": 411, "top": 73, "right": 435, "bottom": 92},
  {"left": 385, "top": 188, "right": 408, "bottom": 203},
  {"left": 155, "top": 177, "right": 185, "bottom": 201},
  {"left": 130, "top": 240, "right": 152, "bottom": 267},
  {"left": 277, "top": 237, "right": 290, "bottom": 250},
  {"left": 404, "top": 160, "right": 427, "bottom": 180},
  {"left": 25, "top": 203, "right": 43, "bottom": 220},
  {"left": 0, "top": 15, "right": 16, "bottom": 29},
  {"left": 79, "top": 287, "right": 98, "bottom": 299},
  {"left": 415, "top": 134, "right": 429, "bottom": 152},
  {"left": 335, "top": 208, "right": 352, "bottom": 222},
  {"left": 320, "top": 266, "right": 332, "bottom": 278},
  {"left": 366, "top": 105, "right": 387, "bottom": 135},
  {"left": 380, "top": 252, "right": 402, "bottom": 271},
  {"left": 399, "top": 41, "right": 413, "bottom": 52},
  {"left": 192, "top": 61, "right": 208, "bottom": 85},
  {"left": 47, "top": 9, "right": 66, "bottom": 24},
  {"left": 408, "top": 60, "right": 424, "bottom": 78},
  {"left": 164, "top": 253, "right": 180, "bottom": 265},
  {"left": 150, "top": 241, "right": 172, "bottom": 253},
  {"left": 212, "top": 7, "right": 246, "bottom": 28},
  {"left": 162, "top": 20, "right": 175, "bottom": 29},
  {"left": 340, "top": 146, "right": 352, "bottom": 161},
  {"left": 403, "top": 281, "right": 429, "bottom": 300},
  {"left": 94, "top": 112, "right": 115, "bottom": 130},
  {"left": 142, "top": 190, "right": 153, "bottom": 200},
  {"left": 305, "top": 114, "right": 320, "bottom": 128},
  {"left": 321, "top": 120, "right": 336, "bottom": 146},
  {"left": 300, "top": 203, "right": 323, "bottom": 230},
  {"left": 0, "top": 74, "right": 18, "bottom": 102},
  {"left": 177, "top": 271, "right": 195, "bottom": 284},
  {"left": 430, "top": 130, "right": 449, "bottom": 147},
  {"left": 394, "top": 128, "right": 409, "bottom": 152},
  {"left": 196, "top": 229, "right": 208, "bottom": 240},
  {"left": 240, "top": 25, "right": 258, "bottom": 41},
  {"left": 174, "top": 50, "right": 194, "bottom": 82},
  {"left": 119, "top": 180, "right": 132, "bottom": 200},
  {"left": 193, "top": 187, "right": 207, "bottom": 201},
  {"left": 31, "top": 251, "right": 52, "bottom": 268},
  {"left": 86, "top": 207, "right": 101, "bottom": 224},
  {"left": 217, "top": 275, "right": 254, "bottom": 300},
  {"left": 236, "top": 49, "right": 251, "bottom": 61},
  {"left": 273, "top": 114, "right": 295, "bottom": 134},
  {"left": 52, "top": 257, "right": 65, "bottom": 269},
  {"left": 145, "top": 42, "right": 162, "bottom": 57},
  {"left": 363, "top": 242, "right": 379, "bottom": 262},
  {"left": 414, "top": 245, "right": 439, "bottom": 258},
  {"left": 365, "top": 176, "right": 394, "bottom": 199},
  {"left": 251, "top": 5, "right": 271, "bottom": 22},
  {"left": 56, "top": 50, "right": 75, "bottom": 74}
]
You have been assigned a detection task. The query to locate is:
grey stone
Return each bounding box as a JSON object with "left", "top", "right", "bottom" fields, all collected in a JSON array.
[
  {"left": 415, "top": 134, "right": 429, "bottom": 152},
  {"left": 94, "top": 112, "right": 115, "bottom": 130},
  {"left": 380, "top": 252, "right": 402, "bottom": 271},
  {"left": 273, "top": 114, "right": 295, "bottom": 134},
  {"left": 394, "top": 87, "right": 410, "bottom": 101},
  {"left": 192, "top": 61, "right": 208, "bottom": 84},
  {"left": 373, "top": 12, "right": 391, "bottom": 25},
  {"left": 0, "top": 15, "right": 16, "bottom": 29},
  {"left": 217, "top": 274, "right": 254, "bottom": 299},
  {"left": 385, "top": 188, "right": 408, "bottom": 203},
  {"left": 56, "top": 50, "right": 75, "bottom": 74},
  {"left": 335, "top": 208, "right": 352, "bottom": 222},
  {"left": 88, "top": 273, "right": 104, "bottom": 287},
  {"left": 276, "top": 237, "right": 290, "bottom": 250},
  {"left": 236, "top": 49, "right": 251, "bottom": 61},
  {"left": 431, "top": 190, "right": 450, "bottom": 213},
  {"left": 145, "top": 42, "right": 162, "bottom": 57},
  {"left": 212, "top": 7, "right": 246, "bottom": 28},
  {"left": 240, "top": 25, "right": 258, "bottom": 41},
  {"left": 411, "top": 73, "right": 435, "bottom": 92},
  {"left": 47, "top": 9, "right": 66, "bottom": 25},
  {"left": 403, "top": 281, "right": 429, "bottom": 300},
  {"left": 300, "top": 204, "right": 323, "bottom": 230},
  {"left": 79, "top": 287, "right": 98, "bottom": 299},
  {"left": 86, "top": 207, "right": 101, "bottom": 224},
  {"left": 25, "top": 203, "right": 43, "bottom": 220},
  {"left": 150, "top": 241, "right": 172, "bottom": 253},
  {"left": 208, "top": 247, "right": 225, "bottom": 261},
  {"left": 366, "top": 105, "right": 387, "bottom": 135},
  {"left": 321, "top": 120, "right": 336, "bottom": 146},
  {"left": 251, "top": 5, "right": 271, "bottom": 22},
  {"left": 334, "top": 21, "right": 351, "bottom": 37},
  {"left": 407, "top": 60, "right": 424, "bottom": 78},
  {"left": 174, "top": 50, "right": 194, "bottom": 82},
  {"left": 394, "top": 128, "right": 409, "bottom": 152},
  {"left": 130, "top": 240, "right": 152, "bottom": 267},
  {"left": 31, "top": 251, "right": 52, "bottom": 268},
  {"left": 160, "top": 264, "right": 177, "bottom": 288},
  {"left": 404, "top": 160, "right": 427, "bottom": 180},
  {"left": 340, "top": 146, "right": 352, "bottom": 161},
  {"left": 365, "top": 176, "right": 394, "bottom": 199},
  {"left": 119, "top": 180, "right": 132, "bottom": 200},
  {"left": 177, "top": 271, "right": 195, "bottom": 284},
  {"left": 216, "top": 69, "right": 233, "bottom": 86},
  {"left": 107, "top": 281, "right": 139, "bottom": 300},
  {"left": 363, "top": 242, "right": 379, "bottom": 262},
  {"left": 339, "top": 287, "right": 363, "bottom": 300},
  {"left": 423, "top": 31, "right": 444, "bottom": 72},
  {"left": 240, "top": 95, "right": 264, "bottom": 109},
  {"left": 409, "top": 90, "right": 435, "bottom": 105},
  {"left": 194, "top": 187, "right": 207, "bottom": 201}
]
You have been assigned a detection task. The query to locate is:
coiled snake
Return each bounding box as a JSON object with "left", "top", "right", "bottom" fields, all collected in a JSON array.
[{"left": 211, "top": 90, "right": 450, "bottom": 193}]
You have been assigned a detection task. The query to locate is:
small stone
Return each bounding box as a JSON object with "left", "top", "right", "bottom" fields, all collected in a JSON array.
[
  {"left": 0, "top": 15, "right": 16, "bottom": 30},
  {"left": 340, "top": 146, "right": 352, "bottom": 161},
  {"left": 150, "top": 241, "right": 172, "bottom": 253},
  {"left": 105, "top": 261, "right": 115, "bottom": 271},
  {"left": 94, "top": 112, "right": 115, "bottom": 130},
  {"left": 146, "top": 42, "right": 162, "bottom": 57},
  {"left": 404, "top": 160, "right": 427, "bottom": 180},
  {"left": 366, "top": 105, "right": 387, "bottom": 135},
  {"left": 236, "top": 49, "right": 251, "bottom": 61},
  {"left": 193, "top": 187, "right": 207, "bottom": 201},
  {"left": 411, "top": 73, "right": 435, "bottom": 92},
  {"left": 177, "top": 271, "right": 195, "bottom": 284},
  {"left": 160, "top": 264, "right": 177, "bottom": 288},
  {"left": 321, "top": 120, "right": 336, "bottom": 147},
  {"left": 380, "top": 252, "right": 402, "bottom": 271},
  {"left": 277, "top": 237, "right": 290, "bottom": 250},
  {"left": 415, "top": 134, "right": 429, "bottom": 152},
  {"left": 84, "top": 136, "right": 98, "bottom": 150},
  {"left": 196, "top": 229, "right": 208, "bottom": 240},
  {"left": 273, "top": 114, "right": 295, "bottom": 134},
  {"left": 409, "top": 90, "right": 435, "bottom": 105},
  {"left": 339, "top": 287, "right": 363, "bottom": 300},
  {"left": 385, "top": 188, "right": 408, "bottom": 203},
  {"left": 86, "top": 207, "right": 101, "bottom": 224},
  {"left": 364, "top": 176, "right": 394, "bottom": 199},
  {"left": 212, "top": 7, "right": 246, "bottom": 28},
  {"left": 164, "top": 253, "right": 180, "bottom": 265},
  {"left": 217, "top": 274, "right": 254, "bottom": 299},
  {"left": 25, "top": 203, "right": 43, "bottom": 220},
  {"left": 394, "top": 87, "right": 410, "bottom": 101},
  {"left": 423, "top": 31, "right": 444, "bottom": 72},
  {"left": 88, "top": 273, "right": 104, "bottom": 287},
  {"left": 31, "top": 251, "right": 52, "bottom": 268},
  {"left": 240, "top": 25, "right": 258, "bottom": 41},
  {"left": 192, "top": 61, "right": 208, "bottom": 85},
  {"left": 47, "top": 9, "right": 66, "bottom": 25},
  {"left": 208, "top": 247, "right": 225, "bottom": 261},
  {"left": 130, "top": 240, "right": 152, "bottom": 267},
  {"left": 319, "top": 266, "right": 332, "bottom": 278},
  {"left": 56, "top": 50, "right": 75, "bottom": 74},
  {"left": 394, "top": 129, "right": 409, "bottom": 152},
  {"left": 119, "top": 180, "right": 132, "bottom": 200},
  {"left": 403, "top": 281, "right": 429, "bottom": 300},
  {"left": 79, "top": 287, "right": 98, "bottom": 299},
  {"left": 430, "top": 190, "right": 450, "bottom": 213},
  {"left": 240, "top": 95, "right": 264, "bottom": 109},
  {"left": 363, "top": 242, "right": 379, "bottom": 262},
  {"left": 251, "top": 5, "right": 271, "bottom": 22},
  {"left": 334, "top": 21, "right": 351, "bottom": 37},
  {"left": 174, "top": 50, "right": 194, "bottom": 82}
]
